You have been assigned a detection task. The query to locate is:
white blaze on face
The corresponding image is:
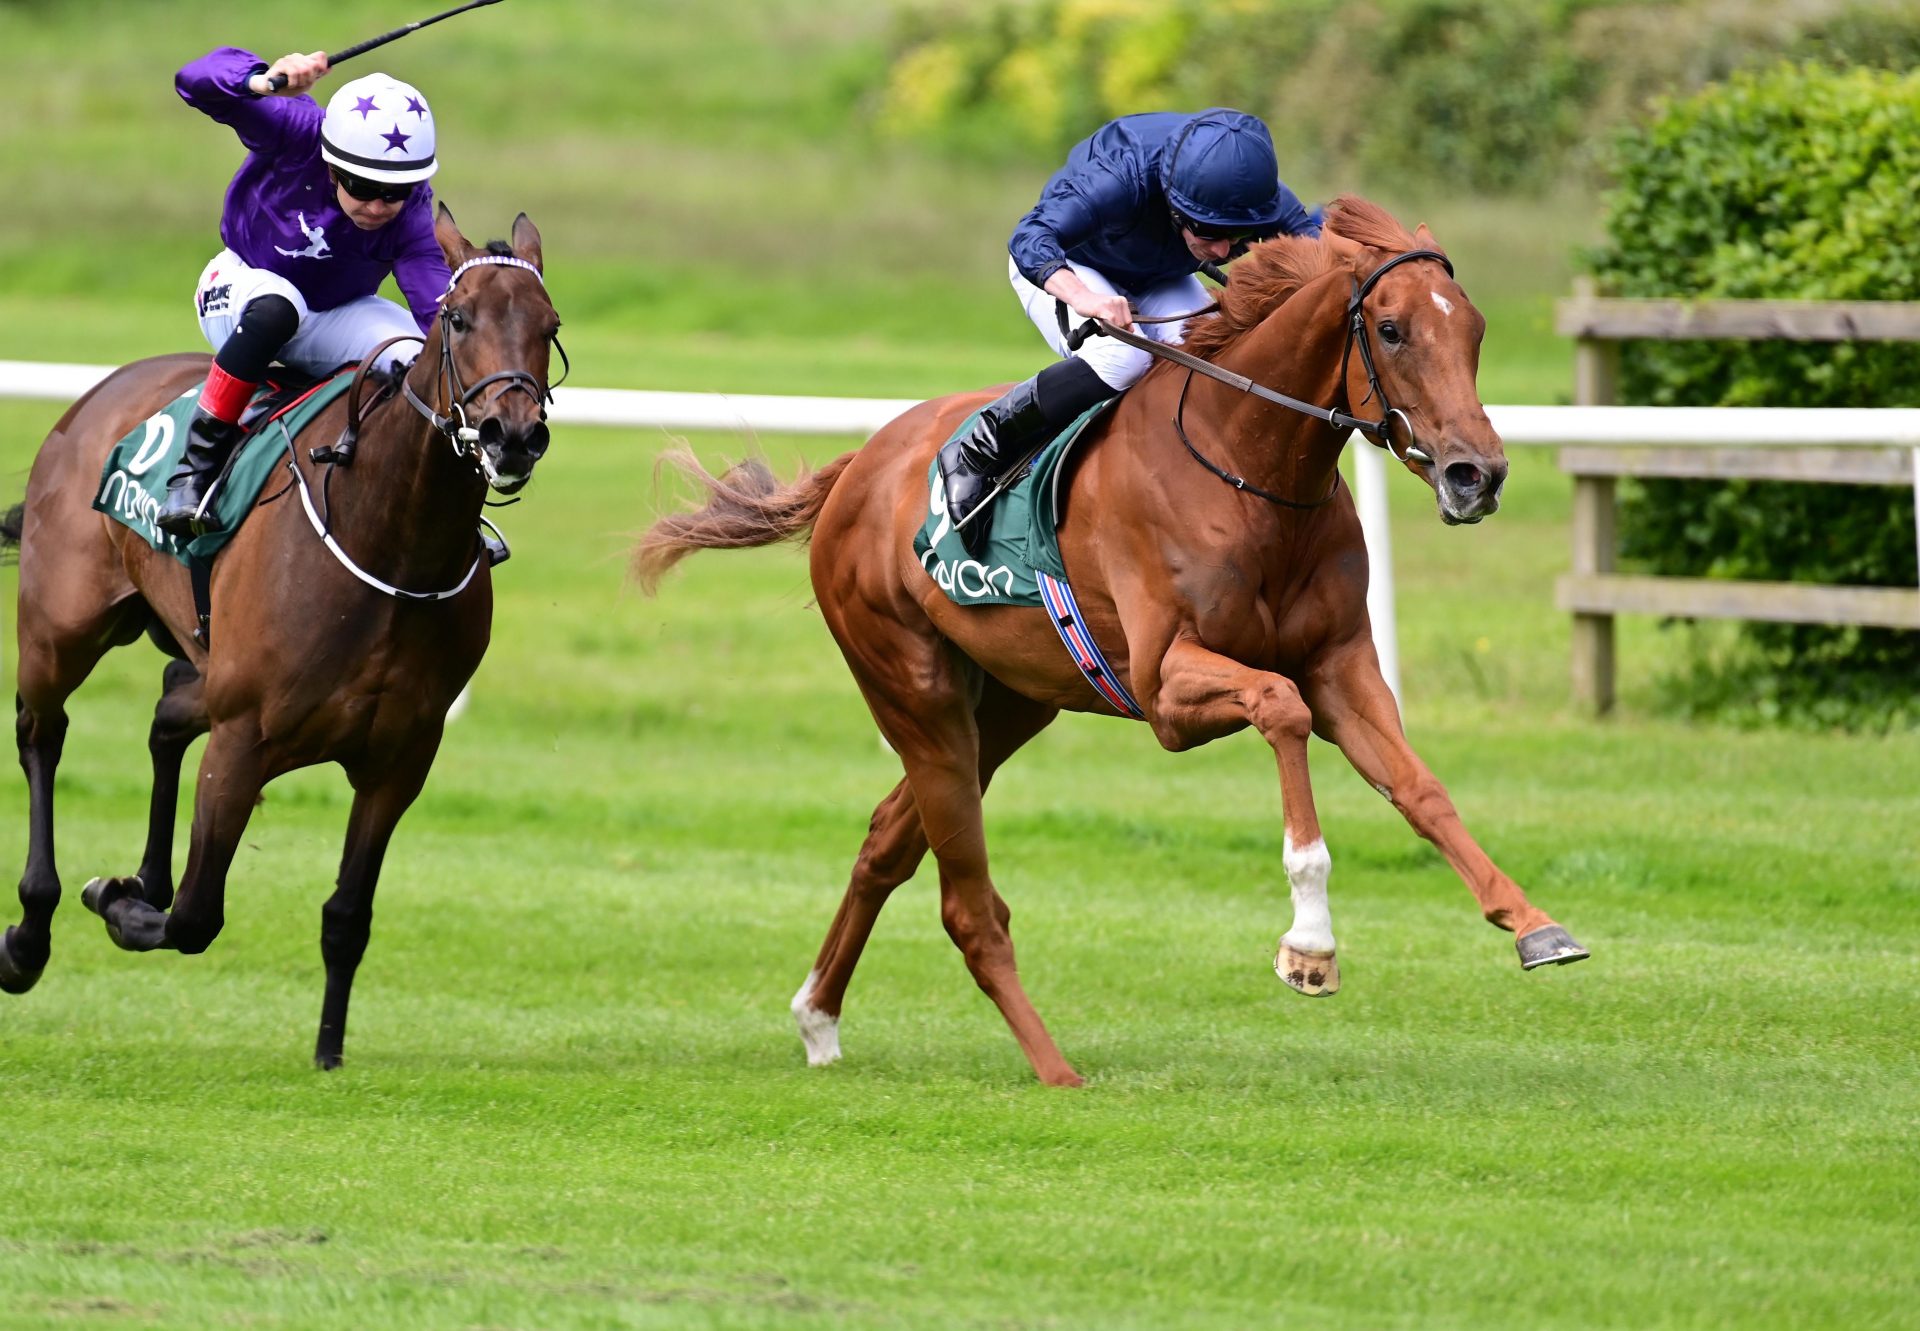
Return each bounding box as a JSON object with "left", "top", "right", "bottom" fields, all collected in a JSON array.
[
  {"left": 1431, "top": 291, "right": 1455, "bottom": 317},
  {"left": 791, "top": 970, "right": 841, "bottom": 1066},
  {"left": 1280, "top": 834, "right": 1335, "bottom": 954}
]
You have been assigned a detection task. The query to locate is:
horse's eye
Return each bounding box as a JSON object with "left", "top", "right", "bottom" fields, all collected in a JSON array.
[
  {"left": 1378, "top": 320, "right": 1402, "bottom": 345},
  {"left": 447, "top": 308, "right": 469, "bottom": 334}
]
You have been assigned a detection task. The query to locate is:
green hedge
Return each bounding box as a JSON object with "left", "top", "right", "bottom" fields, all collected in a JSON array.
[
  {"left": 871, "top": 0, "right": 1920, "bottom": 192},
  {"left": 1586, "top": 62, "right": 1920, "bottom": 726}
]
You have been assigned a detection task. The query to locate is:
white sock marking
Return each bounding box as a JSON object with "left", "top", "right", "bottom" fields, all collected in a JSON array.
[
  {"left": 1281, "top": 834, "right": 1335, "bottom": 954},
  {"left": 790, "top": 969, "right": 841, "bottom": 1067}
]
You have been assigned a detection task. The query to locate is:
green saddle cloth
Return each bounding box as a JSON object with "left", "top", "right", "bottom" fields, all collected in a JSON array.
[
  {"left": 92, "top": 370, "right": 356, "bottom": 565},
  {"left": 912, "top": 399, "right": 1116, "bottom": 607}
]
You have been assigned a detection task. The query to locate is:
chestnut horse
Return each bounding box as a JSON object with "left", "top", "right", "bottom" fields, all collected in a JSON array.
[
  {"left": 0, "top": 208, "right": 561, "bottom": 1068},
  {"left": 638, "top": 197, "right": 1586, "bottom": 1087}
]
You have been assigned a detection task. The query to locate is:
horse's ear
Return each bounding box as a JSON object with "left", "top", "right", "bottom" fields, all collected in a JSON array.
[
  {"left": 1413, "top": 223, "right": 1442, "bottom": 253},
  {"left": 511, "top": 213, "right": 544, "bottom": 273},
  {"left": 434, "top": 203, "right": 472, "bottom": 266}
]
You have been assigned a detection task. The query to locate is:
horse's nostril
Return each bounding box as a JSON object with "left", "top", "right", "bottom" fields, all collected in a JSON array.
[{"left": 1445, "top": 461, "right": 1485, "bottom": 494}]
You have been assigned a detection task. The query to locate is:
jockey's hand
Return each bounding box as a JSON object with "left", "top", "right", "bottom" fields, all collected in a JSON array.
[
  {"left": 249, "top": 51, "right": 330, "bottom": 97},
  {"left": 1074, "top": 293, "right": 1135, "bottom": 333}
]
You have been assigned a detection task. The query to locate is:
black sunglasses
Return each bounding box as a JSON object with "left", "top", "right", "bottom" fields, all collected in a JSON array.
[
  {"left": 331, "top": 169, "right": 413, "bottom": 205},
  {"left": 1172, "top": 211, "right": 1261, "bottom": 244}
]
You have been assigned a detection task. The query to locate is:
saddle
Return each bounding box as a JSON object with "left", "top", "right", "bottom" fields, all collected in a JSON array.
[
  {"left": 92, "top": 365, "right": 363, "bottom": 566},
  {"left": 913, "top": 398, "right": 1116, "bottom": 608}
]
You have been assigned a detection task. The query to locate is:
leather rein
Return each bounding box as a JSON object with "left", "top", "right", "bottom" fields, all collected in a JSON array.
[
  {"left": 320, "top": 254, "right": 568, "bottom": 470},
  {"left": 282, "top": 254, "right": 566, "bottom": 601},
  {"left": 1061, "top": 247, "right": 1453, "bottom": 509}
]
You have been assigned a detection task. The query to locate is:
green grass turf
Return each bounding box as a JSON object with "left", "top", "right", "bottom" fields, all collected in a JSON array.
[
  {"left": 1, "top": 2, "right": 1913, "bottom": 1326},
  {"left": 1, "top": 393, "right": 1916, "bottom": 1328}
]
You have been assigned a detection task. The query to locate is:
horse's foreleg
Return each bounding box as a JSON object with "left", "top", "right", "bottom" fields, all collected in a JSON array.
[
  {"left": 313, "top": 750, "right": 435, "bottom": 1070},
  {"left": 1150, "top": 639, "right": 1338, "bottom": 995},
  {"left": 795, "top": 678, "right": 1056, "bottom": 1068},
  {"left": 1304, "top": 640, "right": 1588, "bottom": 969},
  {"left": 132, "top": 659, "right": 208, "bottom": 911},
  {"left": 84, "top": 723, "right": 266, "bottom": 955}
]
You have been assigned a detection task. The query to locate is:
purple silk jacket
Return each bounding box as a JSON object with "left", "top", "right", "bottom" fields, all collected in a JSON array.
[{"left": 176, "top": 47, "right": 451, "bottom": 334}]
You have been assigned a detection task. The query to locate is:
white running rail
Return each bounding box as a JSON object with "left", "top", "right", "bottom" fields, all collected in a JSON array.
[{"left": 10, "top": 360, "right": 1920, "bottom": 711}]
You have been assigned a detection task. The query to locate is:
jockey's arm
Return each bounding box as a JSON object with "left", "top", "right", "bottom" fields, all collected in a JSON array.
[
  {"left": 1042, "top": 268, "right": 1133, "bottom": 333},
  {"left": 247, "top": 51, "right": 330, "bottom": 97}
]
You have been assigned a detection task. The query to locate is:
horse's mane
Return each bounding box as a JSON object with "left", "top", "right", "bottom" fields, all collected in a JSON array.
[{"left": 1178, "top": 195, "right": 1438, "bottom": 362}]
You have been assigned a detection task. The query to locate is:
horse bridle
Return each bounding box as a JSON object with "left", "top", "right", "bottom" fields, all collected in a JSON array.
[
  {"left": 280, "top": 253, "right": 568, "bottom": 603},
  {"left": 318, "top": 254, "right": 569, "bottom": 472},
  {"left": 1061, "top": 246, "right": 1455, "bottom": 505},
  {"left": 401, "top": 254, "right": 569, "bottom": 465},
  {"left": 1338, "top": 248, "right": 1454, "bottom": 467}
]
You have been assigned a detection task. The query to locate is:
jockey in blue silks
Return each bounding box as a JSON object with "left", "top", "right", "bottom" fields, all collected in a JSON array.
[
  {"left": 159, "top": 48, "right": 454, "bottom": 538},
  {"left": 939, "top": 108, "right": 1321, "bottom": 554}
]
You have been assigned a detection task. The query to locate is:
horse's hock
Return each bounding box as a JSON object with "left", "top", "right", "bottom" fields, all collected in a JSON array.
[{"left": 1554, "top": 280, "right": 1920, "bottom": 714}]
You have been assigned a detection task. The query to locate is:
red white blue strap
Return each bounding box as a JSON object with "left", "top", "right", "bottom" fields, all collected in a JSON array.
[{"left": 1037, "top": 571, "right": 1144, "bottom": 720}]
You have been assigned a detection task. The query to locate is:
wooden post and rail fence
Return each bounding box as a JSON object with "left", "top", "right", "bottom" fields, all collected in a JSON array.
[{"left": 1553, "top": 278, "right": 1920, "bottom": 713}]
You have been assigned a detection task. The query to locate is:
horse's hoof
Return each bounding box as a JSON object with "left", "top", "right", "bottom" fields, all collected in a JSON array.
[
  {"left": 0, "top": 926, "right": 45, "bottom": 995},
  {"left": 314, "top": 1052, "right": 343, "bottom": 1072},
  {"left": 1517, "top": 924, "right": 1590, "bottom": 970},
  {"left": 81, "top": 876, "right": 115, "bottom": 916},
  {"left": 1274, "top": 941, "right": 1340, "bottom": 996}
]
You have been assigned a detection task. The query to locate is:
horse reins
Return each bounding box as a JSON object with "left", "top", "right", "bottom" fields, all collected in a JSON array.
[
  {"left": 1060, "top": 246, "right": 1454, "bottom": 507},
  {"left": 282, "top": 253, "right": 565, "bottom": 601},
  {"left": 404, "top": 254, "right": 569, "bottom": 462}
]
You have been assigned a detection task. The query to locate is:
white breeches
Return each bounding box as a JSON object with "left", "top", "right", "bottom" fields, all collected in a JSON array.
[
  {"left": 1009, "top": 255, "right": 1209, "bottom": 391},
  {"left": 194, "top": 250, "right": 421, "bottom": 376}
]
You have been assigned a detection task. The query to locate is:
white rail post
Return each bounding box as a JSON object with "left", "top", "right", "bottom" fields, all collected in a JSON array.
[{"left": 1350, "top": 445, "right": 1400, "bottom": 708}]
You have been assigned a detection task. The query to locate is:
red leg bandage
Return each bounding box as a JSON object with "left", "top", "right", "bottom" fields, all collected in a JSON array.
[{"left": 197, "top": 363, "right": 258, "bottom": 425}]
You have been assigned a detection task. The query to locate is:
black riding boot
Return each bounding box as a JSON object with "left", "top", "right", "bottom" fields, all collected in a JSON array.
[
  {"left": 154, "top": 408, "right": 245, "bottom": 539},
  {"left": 938, "top": 356, "right": 1117, "bottom": 558}
]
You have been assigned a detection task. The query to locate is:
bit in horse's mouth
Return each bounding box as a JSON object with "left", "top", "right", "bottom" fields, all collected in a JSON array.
[{"left": 479, "top": 456, "right": 529, "bottom": 493}]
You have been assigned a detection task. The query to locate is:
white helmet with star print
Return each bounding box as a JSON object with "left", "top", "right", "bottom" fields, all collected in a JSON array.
[{"left": 319, "top": 73, "right": 438, "bottom": 184}]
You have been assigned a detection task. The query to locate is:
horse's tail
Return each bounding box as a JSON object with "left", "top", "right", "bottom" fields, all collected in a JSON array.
[
  {"left": 0, "top": 502, "right": 23, "bottom": 563},
  {"left": 633, "top": 449, "right": 856, "bottom": 594}
]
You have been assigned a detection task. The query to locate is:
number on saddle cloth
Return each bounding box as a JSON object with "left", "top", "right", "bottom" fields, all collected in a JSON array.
[{"left": 91, "top": 369, "right": 358, "bottom": 564}]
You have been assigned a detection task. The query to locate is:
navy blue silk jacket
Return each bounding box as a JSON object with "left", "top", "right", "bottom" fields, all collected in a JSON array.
[{"left": 1007, "top": 112, "right": 1318, "bottom": 297}]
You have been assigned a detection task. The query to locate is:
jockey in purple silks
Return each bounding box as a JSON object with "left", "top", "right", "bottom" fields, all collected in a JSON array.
[
  {"left": 939, "top": 108, "right": 1322, "bottom": 556},
  {"left": 159, "top": 47, "right": 454, "bottom": 538}
]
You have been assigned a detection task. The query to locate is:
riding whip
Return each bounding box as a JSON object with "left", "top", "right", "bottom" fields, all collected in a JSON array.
[{"left": 265, "top": 0, "right": 507, "bottom": 90}]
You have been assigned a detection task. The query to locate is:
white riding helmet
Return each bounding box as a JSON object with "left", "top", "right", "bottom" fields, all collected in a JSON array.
[{"left": 319, "top": 73, "right": 438, "bottom": 184}]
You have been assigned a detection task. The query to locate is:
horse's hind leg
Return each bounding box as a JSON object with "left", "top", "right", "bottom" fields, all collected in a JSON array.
[
  {"left": 833, "top": 624, "right": 1079, "bottom": 1085},
  {"left": 128, "top": 658, "right": 208, "bottom": 911},
  {"left": 84, "top": 722, "right": 267, "bottom": 956},
  {"left": 793, "top": 677, "right": 1057, "bottom": 1068},
  {"left": 313, "top": 747, "right": 436, "bottom": 1070},
  {"left": 1, "top": 694, "right": 73, "bottom": 994},
  {"left": 1, "top": 617, "right": 130, "bottom": 994},
  {"left": 1304, "top": 639, "right": 1588, "bottom": 969}
]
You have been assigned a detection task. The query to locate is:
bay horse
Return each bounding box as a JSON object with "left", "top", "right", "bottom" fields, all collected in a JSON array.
[
  {"left": 637, "top": 197, "right": 1586, "bottom": 1087},
  {"left": 0, "top": 208, "right": 560, "bottom": 1068}
]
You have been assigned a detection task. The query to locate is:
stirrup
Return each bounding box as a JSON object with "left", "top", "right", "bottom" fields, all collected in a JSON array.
[{"left": 480, "top": 518, "right": 510, "bottom": 567}]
